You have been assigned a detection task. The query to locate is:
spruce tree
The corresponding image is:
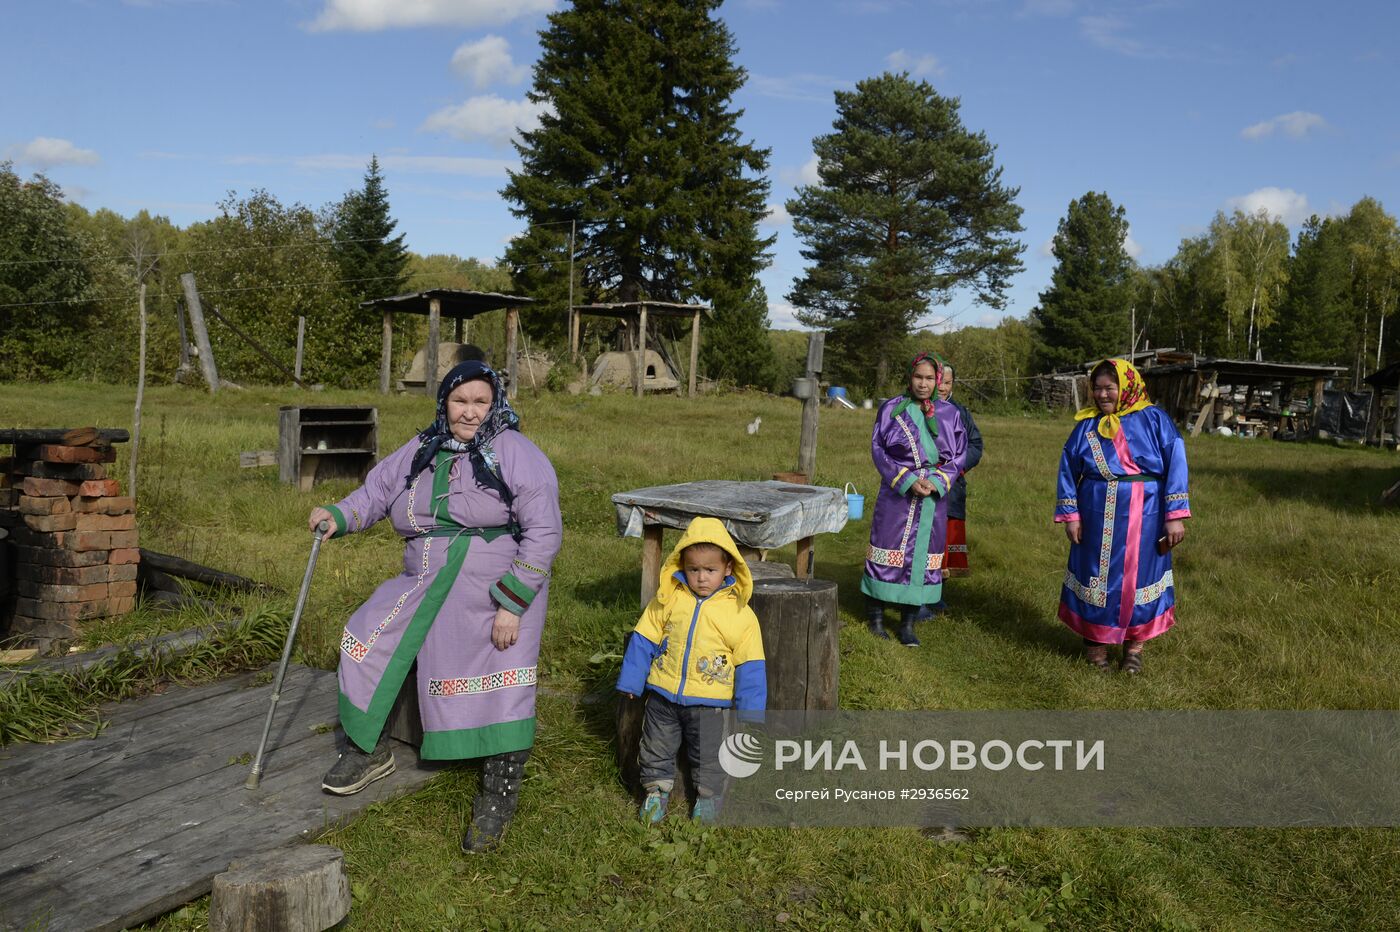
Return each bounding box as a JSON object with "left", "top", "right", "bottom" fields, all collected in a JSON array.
[
  {"left": 1269, "top": 216, "right": 1354, "bottom": 364},
  {"left": 332, "top": 156, "right": 409, "bottom": 302},
  {"left": 1031, "top": 191, "right": 1135, "bottom": 370},
  {"left": 502, "top": 0, "right": 776, "bottom": 385},
  {"left": 786, "top": 73, "right": 1024, "bottom": 393}
]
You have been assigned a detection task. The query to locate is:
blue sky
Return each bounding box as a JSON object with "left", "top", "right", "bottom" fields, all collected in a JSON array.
[{"left": 4, "top": 0, "right": 1398, "bottom": 330}]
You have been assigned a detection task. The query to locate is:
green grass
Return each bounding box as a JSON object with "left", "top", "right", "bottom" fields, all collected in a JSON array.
[{"left": 3, "top": 380, "right": 1398, "bottom": 930}]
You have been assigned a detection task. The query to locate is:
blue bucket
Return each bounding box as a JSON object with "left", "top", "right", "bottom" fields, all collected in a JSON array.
[
  {"left": 826, "top": 385, "right": 849, "bottom": 399},
  {"left": 844, "top": 482, "right": 864, "bottom": 520}
]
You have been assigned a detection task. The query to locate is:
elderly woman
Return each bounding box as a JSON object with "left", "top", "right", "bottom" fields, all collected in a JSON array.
[
  {"left": 1054, "top": 358, "right": 1189, "bottom": 674},
  {"left": 308, "top": 360, "right": 561, "bottom": 852},
  {"left": 931, "top": 360, "right": 983, "bottom": 608},
  {"left": 863, "top": 352, "right": 969, "bottom": 647}
]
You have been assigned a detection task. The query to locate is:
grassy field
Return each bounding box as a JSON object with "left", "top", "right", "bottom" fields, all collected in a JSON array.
[{"left": 4, "top": 381, "right": 1399, "bottom": 930}]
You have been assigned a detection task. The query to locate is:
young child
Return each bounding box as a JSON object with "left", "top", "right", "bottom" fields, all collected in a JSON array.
[{"left": 616, "top": 517, "right": 767, "bottom": 824}]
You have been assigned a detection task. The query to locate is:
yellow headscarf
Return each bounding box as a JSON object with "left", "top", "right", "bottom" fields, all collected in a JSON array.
[{"left": 1075, "top": 358, "right": 1153, "bottom": 438}]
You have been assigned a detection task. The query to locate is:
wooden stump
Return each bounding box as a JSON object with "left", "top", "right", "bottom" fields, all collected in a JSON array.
[
  {"left": 209, "top": 845, "right": 350, "bottom": 932},
  {"left": 749, "top": 577, "right": 839, "bottom": 711}
]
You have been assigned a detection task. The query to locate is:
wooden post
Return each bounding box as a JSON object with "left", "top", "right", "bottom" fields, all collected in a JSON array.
[
  {"left": 426, "top": 296, "right": 441, "bottom": 398},
  {"left": 569, "top": 308, "right": 579, "bottom": 363},
  {"left": 454, "top": 315, "right": 463, "bottom": 342},
  {"left": 795, "top": 536, "right": 814, "bottom": 579},
  {"left": 1311, "top": 375, "right": 1326, "bottom": 438},
  {"left": 797, "top": 332, "right": 824, "bottom": 478},
  {"left": 179, "top": 272, "right": 220, "bottom": 393},
  {"left": 640, "top": 523, "right": 663, "bottom": 608},
  {"left": 175, "top": 297, "right": 191, "bottom": 371},
  {"left": 636, "top": 304, "right": 648, "bottom": 398},
  {"left": 688, "top": 309, "right": 700, "bottom": 398},
  {"left": 1392, "top": 386, "right": 1399, "bottom": 449},
  {"left": 380, "top": 309, "right": 392, "bottom": 395},
  {"left": 294, "top": 316, "right": 305, "bottom": 384},
  {"left": 505, "top": 306, "right": 519, "bottom": 399},
  {"left": 130, "top": 282, "right": 147, "bottom": 501}
]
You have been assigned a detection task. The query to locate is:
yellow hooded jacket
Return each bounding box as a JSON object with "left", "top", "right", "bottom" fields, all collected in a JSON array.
[{"left": 616, "top": 517, "right": 767, "bottom": 712}]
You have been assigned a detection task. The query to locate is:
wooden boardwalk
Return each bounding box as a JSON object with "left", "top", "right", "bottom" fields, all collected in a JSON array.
[{"left": 0, "top": 665, "right": 442, "bottom": 931}]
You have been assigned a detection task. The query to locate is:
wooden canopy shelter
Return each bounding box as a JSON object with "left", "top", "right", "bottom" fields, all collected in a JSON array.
[
  {"left": 1135, "top": 352, "right": 1348, "bottom": 438},
  {"left": 1362, "top": 361, "right": 1400, "bottom": 447},
  {"left": 570, "top": 301, "right": 711, "bottom": 397},
  {"left": 363, "top": 290, "right": 537, "bottom": 399}
]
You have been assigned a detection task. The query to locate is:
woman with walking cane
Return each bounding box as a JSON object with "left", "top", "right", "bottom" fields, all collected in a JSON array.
[{"left": 307, "top": 360, "right": 562, "bottom": 853}]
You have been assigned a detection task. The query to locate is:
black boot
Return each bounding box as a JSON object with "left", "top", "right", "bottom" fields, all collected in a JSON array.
[
  {"left": 866, "top": 598, "right": 890, "bottom": 639},
  {"left": 462, "top": 749, "right": 529, "bottom": 854},
  {"left": 896, "top": 608, "right": 921, "bottom": 648},
  {"left": 321, "top": 732, "right": 395, "bottom": 796}
]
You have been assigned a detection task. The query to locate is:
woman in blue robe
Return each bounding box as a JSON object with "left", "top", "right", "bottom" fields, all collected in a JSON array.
[{"left": 1054, "top": 358, "right": 1191, "bottom": 674}]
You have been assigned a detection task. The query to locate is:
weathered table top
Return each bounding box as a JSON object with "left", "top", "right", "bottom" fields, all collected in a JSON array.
[
  {"left": 0, "top": 665, "right": 441, "bottom": 932},
  {"left": 611, "top": 479, "right": 848, "bottom": 549},
  {"left": 0, "top": 427, "right": 130, "bottom": 445}
]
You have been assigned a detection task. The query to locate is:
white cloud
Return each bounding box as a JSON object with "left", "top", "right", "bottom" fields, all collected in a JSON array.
[
  {"left": 768, "top": 301, "right": 804, "bottom": 329},
  {"left": 761, "top": 203, "right": 791, "bottom": 229},
  {"left": 1224, "top": 187, "right": 1311, "bottom": 225},
  {"left": 421, "top": 96, "right": 550, "bottom": 148},
  {"left": 1124, "top": 227, "right": 1143, "bottom": 260},
  {"left": 749, "top": 72, "right": 845, "bottom": 103},
  {"left": 1239, "top": 111, "right": 1328, "bottom": 140},
  {"left": 6, "top": 137, "right": 100, "bottom": 168},
  {"left": 779, "top": 155, "right": 822, "bottom": 187},
  {"left": 306, "top": 0, "right": 555, "bottom": 31},
  {"left": 451, "top": 35, "right": 529, "bottom": 88},
  {"left": 225, "top": 152, "right": 516, "bottom": 177},
  {"left": 886, "top": 49, "right": 945, "bottom": 78}
]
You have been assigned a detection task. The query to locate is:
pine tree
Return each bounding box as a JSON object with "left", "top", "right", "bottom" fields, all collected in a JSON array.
[
  {"left": 502, "top": 0, "right": 776, "bottom": 384},
  {"left": 331, "top": 156, "right": 409, "bottom": 302},
  {"left": 1031, "top": 191, "right": 1135, "bottom": 370},
  {"left": 1269, "top": 216, "right": 1355, "bottom": 364},
  {"left": 786, "top": 73, "right": 1024, "bottom": 393}
]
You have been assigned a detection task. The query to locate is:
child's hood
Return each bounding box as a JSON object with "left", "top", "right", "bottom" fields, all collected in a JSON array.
[{"left": 658, "top": 517, "right": 753, "bottom": 609}]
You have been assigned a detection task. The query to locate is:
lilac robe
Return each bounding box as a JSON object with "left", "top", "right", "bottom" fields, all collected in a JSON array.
[
  {"left": 861, "top": 396, "right": 968, "bottom": 606},
  {"left": 326, "top": 431, "right": 561, "bottom": 760},
  {"left": 1054, "top": 406, "right": 1191, "bottom": 644}
]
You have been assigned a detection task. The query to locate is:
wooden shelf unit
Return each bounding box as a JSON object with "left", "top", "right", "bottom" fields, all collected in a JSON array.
[{"left": 278, "top": 406, "right": 378, "bottom": 492}]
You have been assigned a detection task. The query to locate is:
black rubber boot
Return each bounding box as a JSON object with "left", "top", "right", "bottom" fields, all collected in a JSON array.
[
  {"left": 896, "top": 608, "right": 921, "bottom": 648},
  {"left": 866, "top": 598, "right": 890, "bottom": 639},
  {"left": 462, "top": 749, "right": 530, "bottom": 854}
]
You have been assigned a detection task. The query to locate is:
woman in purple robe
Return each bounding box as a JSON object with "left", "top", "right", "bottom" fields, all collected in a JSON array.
[
  {"left": 862, "top": 352, "right": 969, "bottom": 647},
  {"left": 308, "top": 360, "right": 561, "bottom": 853},
  {"left": 1054, "top": 358, "right": 1190, "bottom": 674}
]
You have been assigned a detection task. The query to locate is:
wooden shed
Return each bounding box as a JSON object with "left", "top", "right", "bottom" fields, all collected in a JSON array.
[
  {"left": 363, "top": 290, "right": 537, "bottom": 399},
  {"left": 1362, "top": 361, "right": 1400, "bottom": 448},
  {"left": 570, "top": 301, "right": 711, "bottom": 397}
]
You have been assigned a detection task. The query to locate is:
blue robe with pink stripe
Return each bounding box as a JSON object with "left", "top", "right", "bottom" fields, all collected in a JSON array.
[{"left": 1054, "top": 406, "right": 1191, "bottom": 644}]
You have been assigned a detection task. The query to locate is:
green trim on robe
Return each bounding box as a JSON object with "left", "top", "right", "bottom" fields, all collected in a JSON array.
[{"left": 420, "top": 717, "right": 536, "bottom": 760}]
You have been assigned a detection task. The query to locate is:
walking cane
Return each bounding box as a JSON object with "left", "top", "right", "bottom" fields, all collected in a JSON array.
[{"left": 245, "top": 521, "right": 329, "bottom": 790}]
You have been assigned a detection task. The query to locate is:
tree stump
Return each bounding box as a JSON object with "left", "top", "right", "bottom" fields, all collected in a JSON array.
[
  {"left": 209, "top": 845, "right": 350, "bottom": 932},
  {"left": 749, "top": 577, "right": 839, "bottom": 711}
]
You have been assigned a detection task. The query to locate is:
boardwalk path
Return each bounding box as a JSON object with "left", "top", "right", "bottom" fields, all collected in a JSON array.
[{"left": 0, "top": 665, "right": 440, "bottom": 931}]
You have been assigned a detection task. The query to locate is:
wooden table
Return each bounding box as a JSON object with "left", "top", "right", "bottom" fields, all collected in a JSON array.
[{"left": 611, "top": 480, "right": 849, "bottom": 607}]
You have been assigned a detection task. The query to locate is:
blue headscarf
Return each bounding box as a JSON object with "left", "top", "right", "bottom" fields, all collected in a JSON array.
[{"left": 405, "top": 362, "right": 520, "bottom": 513}]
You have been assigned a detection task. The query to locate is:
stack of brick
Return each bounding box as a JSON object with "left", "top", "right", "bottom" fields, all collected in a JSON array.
[{"left": 0, "top": 431, "right": 138, "bottom": 648}]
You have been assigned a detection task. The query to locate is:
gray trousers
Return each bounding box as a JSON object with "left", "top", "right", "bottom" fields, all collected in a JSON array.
[{"left": 638, "top": 693, "right": 728, "bottom": 798}]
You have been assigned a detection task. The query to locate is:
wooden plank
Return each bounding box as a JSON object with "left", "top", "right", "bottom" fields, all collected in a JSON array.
[
  {"left": 238, "top": 450, "right": 278, "bottom": 468},
  {"left": 0, "top": 666, "right": 440, "bottom": 932},
  {"left": 0, "top": 428, "right": 130, "bottom": 446}
]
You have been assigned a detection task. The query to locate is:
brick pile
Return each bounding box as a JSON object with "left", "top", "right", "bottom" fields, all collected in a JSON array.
[{"left": 0, "top": 433, "right": 138, "bottom": 647}]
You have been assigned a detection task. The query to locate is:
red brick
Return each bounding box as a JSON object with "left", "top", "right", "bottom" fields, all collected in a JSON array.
[
  {"left": 72, "top": 495, "right": 135, "bottom": 515},
  {"left": 70, "top": 530, "right": 112, "bottom": 551},
  {"left": 74, "top": 512, "right": 136, "bottom": 532},
  {"left": 38, "top": 444, "right": 114, "bottom": 464},
  {"left": 109, "top": 596, "right": 136, "bottom": 614},
  {"left": 17, "top": 495, "right": 71, "bottom": 516},
  {"left": 13, "top": 597, "right": 111, "bottom": 621},
  {"left": 22, "top": 460, "right": 109, "bottom": 481},
  {"left": 22, "top": 513, "right": 78, "bottom": 533},
  {"left": 107, "top": 530, "right": 139, "bottom": 549},
  {"left": 108, "top": 548, "right": 140, "bottom": 565},
  {"left": 16, "top": 579, "right": 110, "bottom": 602},
  {"left": 20, "top": 477, "right": 81, "bottom": 497},
  {"left": 14, "top": 562, "right": 122, "bottom": 585},
  {"left": 7, "top": 615, "right": 80, "bottom": 639},
  {"left": 77, "top": 479, "right": 121, "bottom": 497},
  {"left": 108, "top": 580, "right": 138, "bottom": 598},
  {"left": 13, "top": 545, "right": 110, "bottom": 568}
]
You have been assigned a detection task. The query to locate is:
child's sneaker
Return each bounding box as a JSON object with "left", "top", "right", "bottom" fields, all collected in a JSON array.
[
  {"left": 640, "top": 789, "right": 669, "bottom": 824},
  {"left": 691, "top": 797, "right": 720, "bottom": 824}
]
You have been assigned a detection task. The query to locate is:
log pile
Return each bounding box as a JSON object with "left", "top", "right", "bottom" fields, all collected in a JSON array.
[{"left": 0, "top": 428, "right": 137, "bottom": 650}]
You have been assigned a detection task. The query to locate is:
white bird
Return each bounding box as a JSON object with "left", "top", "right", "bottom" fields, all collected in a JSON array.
[{"left": 746, "top": 416, "right": 762, "bottom": 435}]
